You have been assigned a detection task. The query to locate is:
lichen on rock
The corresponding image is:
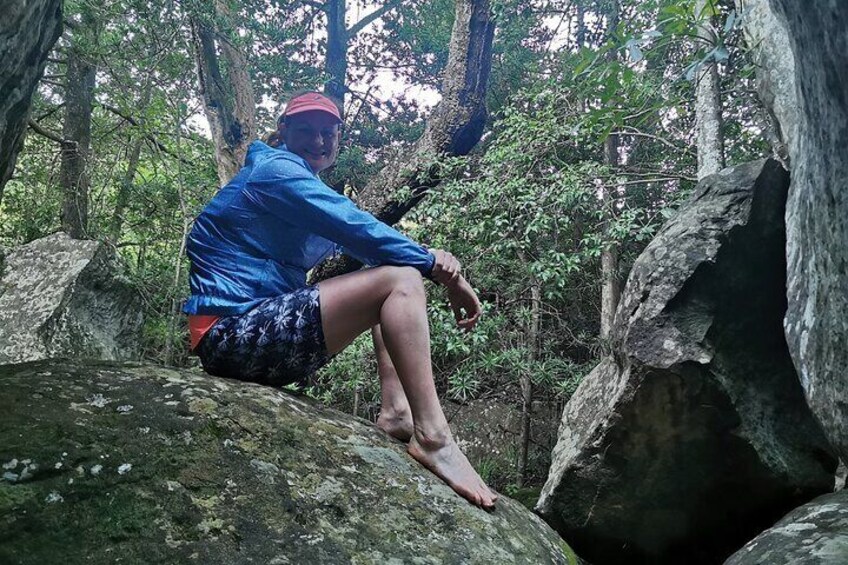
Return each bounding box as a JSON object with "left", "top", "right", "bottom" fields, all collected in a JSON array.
[{"left": 0, "top": 360, "right": 576, "bottom": 564}]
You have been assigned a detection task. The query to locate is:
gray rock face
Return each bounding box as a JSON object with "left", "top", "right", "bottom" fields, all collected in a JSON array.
[
  {"left": 447, "top": 399, "right": 559, "bottom": 479},
  {"left": 766, "top": 0, "right": 848, "bottom": 465},
  {"left": 0, "top": 233, "right": 142, "bottom": 364},
  {"left": 0, "top": 360, "right": 578, "bottom": 564},
  {"left": 0, "top": 0, "right": 62, "bottom": 195},
  {"left": 536, "top": 160, "right": 836, "bottom": 564},
  {"left": 735, "top": 0, "right": 797, "bottom": 165},
  {"left": 724, "top": 490, "right": 848, "bottom": 564}
]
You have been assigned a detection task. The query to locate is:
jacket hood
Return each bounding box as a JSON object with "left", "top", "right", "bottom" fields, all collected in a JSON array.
[
  {"left": 245, "top": 140, "right": 313, "bottom": 173},
  {"left": 245, "top": 140, "right": 278, "bottom": 167}
]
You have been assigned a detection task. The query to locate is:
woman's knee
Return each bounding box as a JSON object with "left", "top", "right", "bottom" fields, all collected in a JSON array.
[{"left": 381, "top": 266, "right": 426, "bottom": 299}]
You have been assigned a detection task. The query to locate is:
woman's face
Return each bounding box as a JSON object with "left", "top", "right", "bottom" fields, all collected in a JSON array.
[{"left": 280, "top": 110, "right": 341, "bottom": 174}]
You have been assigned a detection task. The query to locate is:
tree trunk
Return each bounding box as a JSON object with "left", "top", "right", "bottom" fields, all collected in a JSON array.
[
  {"left": 352, "top": 385, "right": 360, "bottom": 417},
  {"left": 323, "top": 0, "right": 402, "bottom": 103},
  {"left": 600, "top": 135, "right": 621, "bottom": 342},
  {"left": 110, "top": 137, "right": 143, "bottom": 243},
  {"left": 518, "top": 277, "right": 540, "bottom": 488},
  {"left": 59, "top": 45, "right": 96, "bottom": 239},
  {"left": 599, "top": 2, "right": 622, "bottom": 342},
  {"left": 110, "top": 83, "right": 151, "bottom": 243},
  {"left": 190, "top": 0, "right": 257, "bottom": 185},
  {"left": 0, "top": 0, "right": 63, "bottom": 202},
  {"left": 694, "top": 0, "right": 725, "bottom": 179},
  {"left": 311, "top": 0, "right": 495, "bottom": 282},
  {"left": 324, "top": 0, "right": 348, "bottom": 102}
]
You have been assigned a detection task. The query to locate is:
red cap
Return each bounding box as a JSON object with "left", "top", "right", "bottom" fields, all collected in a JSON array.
[{"left": 283, "top": 92, "right": 342, "bottom": 123}]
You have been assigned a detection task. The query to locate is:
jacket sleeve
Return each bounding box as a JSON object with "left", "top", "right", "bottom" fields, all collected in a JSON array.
[{"left": 244, "top": 154, "right": 435, "bottom": 276}]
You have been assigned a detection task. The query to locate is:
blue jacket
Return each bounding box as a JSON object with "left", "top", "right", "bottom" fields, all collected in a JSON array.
[{"left": 184, "top": 141, "right": 435, "bottom": 316}]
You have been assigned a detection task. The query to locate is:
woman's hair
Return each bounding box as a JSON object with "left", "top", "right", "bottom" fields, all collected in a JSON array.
[{"left": 264, "top": 89, "right": 344, "bottom": 148}]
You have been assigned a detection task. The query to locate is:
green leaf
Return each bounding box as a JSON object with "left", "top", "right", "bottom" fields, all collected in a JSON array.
[{"left": 626, "top": 40, "right": 644, "bottom": 63}]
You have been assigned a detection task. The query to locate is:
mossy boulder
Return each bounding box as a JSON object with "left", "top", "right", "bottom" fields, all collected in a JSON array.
[
  {"left": 0, "top": 360, "right": 577, "bottom": 564},
  {"left": 725, "top": 490, "right": 848, "bottom": 564}
]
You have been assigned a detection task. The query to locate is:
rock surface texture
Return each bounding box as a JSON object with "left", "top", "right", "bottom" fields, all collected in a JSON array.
[
  {"left": 0, "top": 233, "right": 142, "bottom": 364},
  {"left": 0, "top": 360, "right": 577, "bottom": 564},
  {"left": 0, "top": 0, "right": 62, "bottom": 195},
  {"left": 767, "top": 0, "right": 848, "bottom": 465},
  {"left": 536, "top": 160, "right": 836, "bottom": 564},
  {"left": 724, "top": 490, "right": 848, "bottom": 564},
  {"left": 734, "top": 0, "right": 797, "bottom": 165}
]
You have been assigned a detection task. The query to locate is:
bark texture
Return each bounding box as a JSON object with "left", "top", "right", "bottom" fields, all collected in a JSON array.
[
  {"left": 324, "top": 0, "right": 348, "bottom": 102},
  {"left": 311, "top": 0, "right": 495, "bottom": 282},
  {"left": 191, "top": 1, "right": 257, "bottom": 185},
  {"left": 0, "top": 0, "right": 62, "bottom": 202},
  {"left": 59, "top": 45, "right": 96, "bottom": 239},
  {"left": 694, "top": 0, "right": 725, "bottom": 179},
  {"left": 598, "top": 0, "right": 622, "bottom": 339},
  {"left": 600, "top": 135, "right": 621, "bottom": 341}
]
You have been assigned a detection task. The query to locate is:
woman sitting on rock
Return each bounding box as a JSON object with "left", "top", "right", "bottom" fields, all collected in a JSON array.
[{"left": 184, "top": 91, "right": 497, "bottom": 509}]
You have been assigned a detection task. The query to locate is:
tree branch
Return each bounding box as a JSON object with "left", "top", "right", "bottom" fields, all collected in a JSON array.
[
  {"left": 618, "top": 127, "right": 695, "bottom": 157},
  {"left": 39, "top": 78, "right": 66, "bottom": 89},
  {"left": 348, "top": 0, "right": 403, "bottom": 37},
  {"left": 28, "top": 119, "right": 66, "bottom": 144},
  {"left": 97, "top": 102, "right": 193, "bottom": 166}
]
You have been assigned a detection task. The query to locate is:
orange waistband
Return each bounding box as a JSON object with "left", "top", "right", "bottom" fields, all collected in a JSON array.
[{"left": 188, "top": 315, "right": 220, "bottom": 351}]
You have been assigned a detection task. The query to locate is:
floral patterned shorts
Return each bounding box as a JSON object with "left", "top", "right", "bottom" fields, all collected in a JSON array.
[{"left": 196, "top": 286, "right": 331, "bottom": 388}]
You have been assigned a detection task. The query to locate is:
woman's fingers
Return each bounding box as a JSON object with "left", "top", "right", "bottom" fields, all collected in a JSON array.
[
  {"left": 430, "top": 249, "right": 461, "bottom": 285},
  {"left": 447, "top": 276, "right": 482, "bottom": 331},
  {"left": 459, "top": 298, "right": 482, "bottom": 329}
]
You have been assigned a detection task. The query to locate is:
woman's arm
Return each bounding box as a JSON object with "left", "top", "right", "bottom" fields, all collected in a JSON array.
[
  {"left": 246, "top": 154, "right": 435, "bottom": 276},
  {"left": 445, "top": 275, "right": 482, "bottom": 331}
]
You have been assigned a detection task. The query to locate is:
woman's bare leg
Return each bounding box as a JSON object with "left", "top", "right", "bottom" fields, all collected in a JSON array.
[
  {"left": 319, "top": 266, "right": 497, "bottom": 508},
  {"left": 372, "top": 325, "right": 414, "bottom": 442}
]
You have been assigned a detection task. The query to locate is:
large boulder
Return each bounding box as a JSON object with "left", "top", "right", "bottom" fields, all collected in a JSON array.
[
  {"left": 0, "top": 360, "right": 578, "bottom": 564},
  {"left": 536, "top": 160, "right": 836, "bottom": 564},
  {"left": 767, "top": 0, "right": 848, "bottom": 465},
  {"left": 0, "top": 233, "right": 142, "bottom": 364},
  {"left": 734, "top": 0, "right": 797, "bottom": 165},
  {"left": 0, "top": 0, "right": 62, "bottom": 195},
  {"left": 724, "top": 490, "right": 848, "bottom": 564}
]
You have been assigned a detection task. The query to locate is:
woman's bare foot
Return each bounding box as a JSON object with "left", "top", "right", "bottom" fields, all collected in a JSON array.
[
  {"left": 407, "top": 426, "right": 498, "bottom": 509},
  {"left": 377, "top": 408, "right": 414, "bottom": 442}
]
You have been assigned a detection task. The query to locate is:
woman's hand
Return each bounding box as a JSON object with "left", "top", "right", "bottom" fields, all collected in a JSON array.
[
  {"left": 446, "top": 275, "right": 482, "bottom": 331},
  {"left": 430, "top": 249, "right": 462, "bottom": 286}
]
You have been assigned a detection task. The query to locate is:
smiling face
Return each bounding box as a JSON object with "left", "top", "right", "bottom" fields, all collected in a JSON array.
[{"left": 279, "top": 110, "right": 341, "bottom": 174}]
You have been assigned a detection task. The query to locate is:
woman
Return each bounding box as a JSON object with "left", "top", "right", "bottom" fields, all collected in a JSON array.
[{"left": 184, "top": 91, "right": 496, "bottom": 509}]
